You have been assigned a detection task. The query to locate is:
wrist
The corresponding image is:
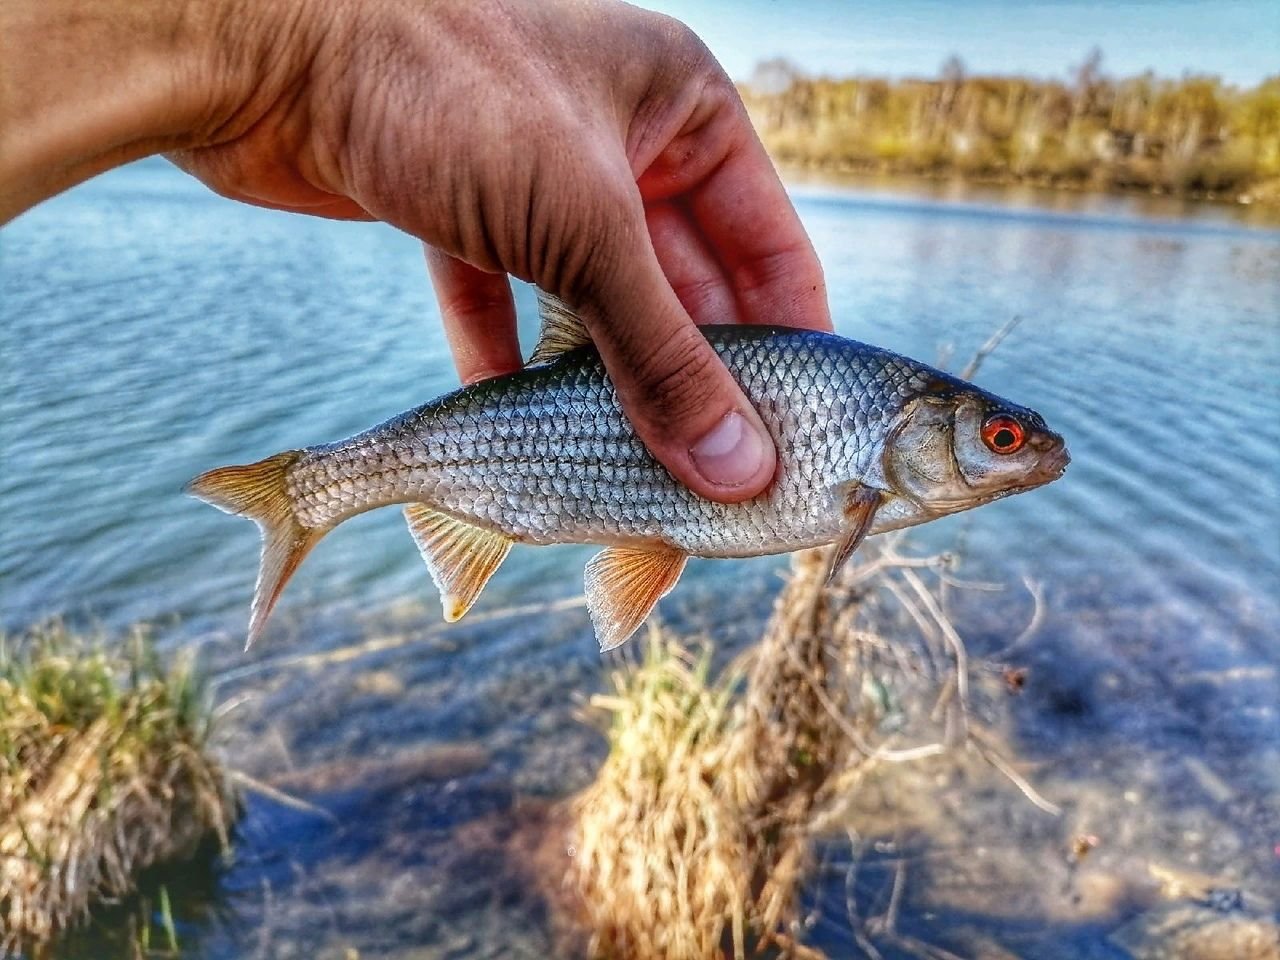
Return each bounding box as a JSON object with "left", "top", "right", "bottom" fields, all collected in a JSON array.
[{"left": 0, "top": 0, "right": 312, "bottom": 222}]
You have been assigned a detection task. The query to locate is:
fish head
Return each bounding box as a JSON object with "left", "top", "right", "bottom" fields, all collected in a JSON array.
[{"left": 883, "top": 385, "right": 1068, "bottom": 516}]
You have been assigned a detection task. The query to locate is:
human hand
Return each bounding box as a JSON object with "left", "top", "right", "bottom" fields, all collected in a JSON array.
[{"left": 2, "top": 0, "right": 831, "bottom": 502}]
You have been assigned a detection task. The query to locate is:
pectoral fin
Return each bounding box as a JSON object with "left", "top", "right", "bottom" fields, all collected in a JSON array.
[
  {"left": 584, "top": 545, "right": 688, "bottom": 652},
  {"left": 529, "top": 290, "right": 592, "bottom": 363},
  {"left": 826, "top": 486, "right": 883, "bottom": 583},
  {"left": 404, "top": 505, "right": 513, "bottom": 621}
]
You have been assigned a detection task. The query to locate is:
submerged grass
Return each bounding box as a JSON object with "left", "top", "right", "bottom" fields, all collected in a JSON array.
[
  {"left": 0, "top": 622, "right": 236, "bottom": 957},
  {"left": 564, "top": 541, "right": 1047, "bottom": 959}
]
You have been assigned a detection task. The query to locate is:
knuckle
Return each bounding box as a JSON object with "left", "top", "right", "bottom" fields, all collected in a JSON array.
[
  {"left": 540, "top": 168, "right": 637, "bottom": 299},
  {"left": 625, "top": 20, "right": 736, "bottom": 172},
  {"left": 732, "top": 244, "right": 824, "bottom": 308},
  {"left": 732, "top": 249, "right": 794, "bottom": 298},
  {"left": 671, "top": 274, "right": 729, "bottom": 322},
  {"left": 553, "top": 233, "right": 617, "bottom": 307},
  {"left": 624, "top": 10, "right": 719, "bottom": 115},
  {"left": 630, "top": 329, "right": 723, "bottom": 424},
  {"left": 639, "top": 12, "right": 712, "bottom": 74}
]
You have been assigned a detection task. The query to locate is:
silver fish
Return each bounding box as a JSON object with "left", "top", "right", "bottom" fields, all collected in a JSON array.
[{"left": 189, "top": 294, "right": 1068, "bottom": 651}]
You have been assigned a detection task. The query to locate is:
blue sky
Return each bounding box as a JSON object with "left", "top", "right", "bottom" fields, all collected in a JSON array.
[{"left": 639, "top": 0, "right": 1279, "bottom": 87}]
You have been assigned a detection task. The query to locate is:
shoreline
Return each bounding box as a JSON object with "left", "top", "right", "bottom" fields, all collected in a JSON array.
[
  {"left": 741, "top": 68, "right": 1280, "bottom": 216},
  {"left": 773, "top": 159, "right": 1280, "bottom": 212}
]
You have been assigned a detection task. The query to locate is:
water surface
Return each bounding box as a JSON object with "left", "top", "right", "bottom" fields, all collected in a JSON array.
[
  {"left": 3, "top": 162, "right": 1277, "bottom": 643},
  {"left": 3, "top": 161, "right": 1278, "bottom": 958}
]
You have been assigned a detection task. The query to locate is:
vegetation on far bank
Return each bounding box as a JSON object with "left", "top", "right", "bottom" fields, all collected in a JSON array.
[{"left": 742, "top": 52, "right": 1280, "bottom": 204}]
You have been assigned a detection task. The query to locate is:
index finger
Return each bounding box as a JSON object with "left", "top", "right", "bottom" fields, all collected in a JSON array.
[
  {"left": 636, "top": 92, "right": 830, "bottom": 333},
  {"left": 688, "top": 124, "right": 831, "bottom": 332},
  {"left": 425, "top": 246, "right": 522, "bottom": 384}
]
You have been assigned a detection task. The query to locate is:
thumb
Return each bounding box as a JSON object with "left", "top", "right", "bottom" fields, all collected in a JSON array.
[{"left": 568, "top": 190, "right": 777, "bottom": 504}]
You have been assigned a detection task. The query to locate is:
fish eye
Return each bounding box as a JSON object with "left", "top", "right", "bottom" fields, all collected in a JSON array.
[{"left": 981, "top": 415, "right": 1026, "bottom": 454}]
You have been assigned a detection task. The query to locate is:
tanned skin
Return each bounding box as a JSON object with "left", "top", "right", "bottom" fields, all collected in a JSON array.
[{"left": 0, "top": 0, "right": 831, "bottom": 502}]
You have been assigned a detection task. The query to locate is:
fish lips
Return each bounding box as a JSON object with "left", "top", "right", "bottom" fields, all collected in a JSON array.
[{"left": 1031, "top": 442, "right": 1071, "bottom": 485}]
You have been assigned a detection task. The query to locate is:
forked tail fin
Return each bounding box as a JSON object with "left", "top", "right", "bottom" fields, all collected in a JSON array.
[{"left": 186, "top": 450, "right": 324, "bottom": 648}]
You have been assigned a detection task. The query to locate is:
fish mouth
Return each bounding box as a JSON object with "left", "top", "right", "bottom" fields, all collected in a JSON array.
[
  {"left": 1003, "top": 442, "right": 1070, "bottom": 495},
  {"left": 1029, "top": 443, "right": 1070, "bottom": 486}
]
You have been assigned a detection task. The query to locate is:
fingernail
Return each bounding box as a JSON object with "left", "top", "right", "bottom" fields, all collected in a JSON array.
[{"left": 690, "top": 412, "right": 766, "bottom": 488}]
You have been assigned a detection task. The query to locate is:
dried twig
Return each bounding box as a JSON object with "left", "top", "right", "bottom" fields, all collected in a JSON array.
[
  {"left": 959, "top": 314, "right": 1024, "bottom": 381},
  {"left": 970, "top": 725, "right": 1063, "bottom": 816},
  {"left": 227, "top": 770, "right": 337, "bottom": 823},
  {"left": 989, "top": 574, "right": 1047, "bottom": 659}
]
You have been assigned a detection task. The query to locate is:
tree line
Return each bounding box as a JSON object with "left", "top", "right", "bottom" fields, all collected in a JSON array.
[{"left": 740, "top": 53, "right": 1280, "bottom": 204}]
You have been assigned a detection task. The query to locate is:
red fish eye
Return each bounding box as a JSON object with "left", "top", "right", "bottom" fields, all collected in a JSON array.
[{"left": 982, "top": 415, "right": 1026, "bottom": 454}]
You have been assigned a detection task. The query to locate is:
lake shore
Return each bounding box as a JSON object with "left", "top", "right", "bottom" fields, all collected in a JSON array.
[
  {"left": 742, "top": 66, "right": 1280, "bottom": 212},
  {"left": 773, "top": 158, "right": 1280, "bottom": 210}
]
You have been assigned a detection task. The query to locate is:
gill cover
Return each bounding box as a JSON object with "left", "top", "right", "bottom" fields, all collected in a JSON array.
[{"left": 885, "top": 391, "right": 1066, "bottom": 513}]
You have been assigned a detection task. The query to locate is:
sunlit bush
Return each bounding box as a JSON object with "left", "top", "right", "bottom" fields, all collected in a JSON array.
[{"left": 740, "top": 57, "right": 1280, "bottom": 202}]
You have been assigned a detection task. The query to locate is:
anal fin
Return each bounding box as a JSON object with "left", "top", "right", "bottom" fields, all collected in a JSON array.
[
  {"left": 404, "top": 505, "right": 513, "bottom": 621},
  {"left": 826, "top": 486, "right": 883, "bottom": 583},
  {"left": 584, "top": 545, "right": 688, "bottom": 652}
]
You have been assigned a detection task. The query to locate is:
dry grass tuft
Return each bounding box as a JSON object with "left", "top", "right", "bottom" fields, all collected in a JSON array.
[
  {"left": 565, "top": 538, "right": 1048, "bottom": 959},
  {"left": 0, "top": 622, "right": 236, "bottom": 957},
  {"left": 569, "top": 634, "right": 752, "bottom": 959}
]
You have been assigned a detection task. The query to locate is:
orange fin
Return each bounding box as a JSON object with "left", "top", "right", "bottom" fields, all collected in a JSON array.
[
  {"left": 404, "top": 505, "right": 513, "bottom": 622},
  {"left": 826, "top": 485, "right": 882, "bottom": 583},
  {"left": 529, "top": 290, "right": 592, "bottom": 363},
  {"left": 186, "top": 451, "right": 322, "bottom": 648},
  {"left": 584, "top": 545, "right": 688, "bottom": 652}
]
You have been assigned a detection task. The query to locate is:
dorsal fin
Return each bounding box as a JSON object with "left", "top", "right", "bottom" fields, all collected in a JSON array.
[{"left": 529, "top": 290, "right": 592, "bottom": 364}]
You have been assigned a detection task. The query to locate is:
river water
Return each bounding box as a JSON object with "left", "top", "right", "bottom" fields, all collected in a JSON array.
[{"left": 2, "top": 161, "right": 1278, "bottom": 958}]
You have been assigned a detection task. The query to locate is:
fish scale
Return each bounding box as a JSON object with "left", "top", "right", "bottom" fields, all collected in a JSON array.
[{"left": 288, "top": 327, "right": 921, "bottom": 555}]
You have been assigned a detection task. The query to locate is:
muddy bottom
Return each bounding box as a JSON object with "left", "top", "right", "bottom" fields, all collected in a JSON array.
[{"left": 47, "top": 554, "right": 1279, "bottom": 960}]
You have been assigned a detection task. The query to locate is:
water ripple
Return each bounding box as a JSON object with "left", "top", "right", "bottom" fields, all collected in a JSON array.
[{"left": 2, "top": 162, "right": 1277, "bottom": 658}]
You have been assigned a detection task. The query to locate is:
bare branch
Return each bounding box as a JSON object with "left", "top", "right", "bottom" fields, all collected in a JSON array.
[{"left": 959, "top": 314, "right": 1024, "bottom": 380}]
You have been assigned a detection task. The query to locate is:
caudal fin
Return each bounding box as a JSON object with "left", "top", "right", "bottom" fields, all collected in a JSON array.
[{"left": 186, "top": 451, "right": 323, "bottom": 648}]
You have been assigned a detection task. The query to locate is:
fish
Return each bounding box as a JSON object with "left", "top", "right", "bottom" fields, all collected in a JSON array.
[{"left": 188, "top": 294, "right": 1068, "bottom": 651}]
